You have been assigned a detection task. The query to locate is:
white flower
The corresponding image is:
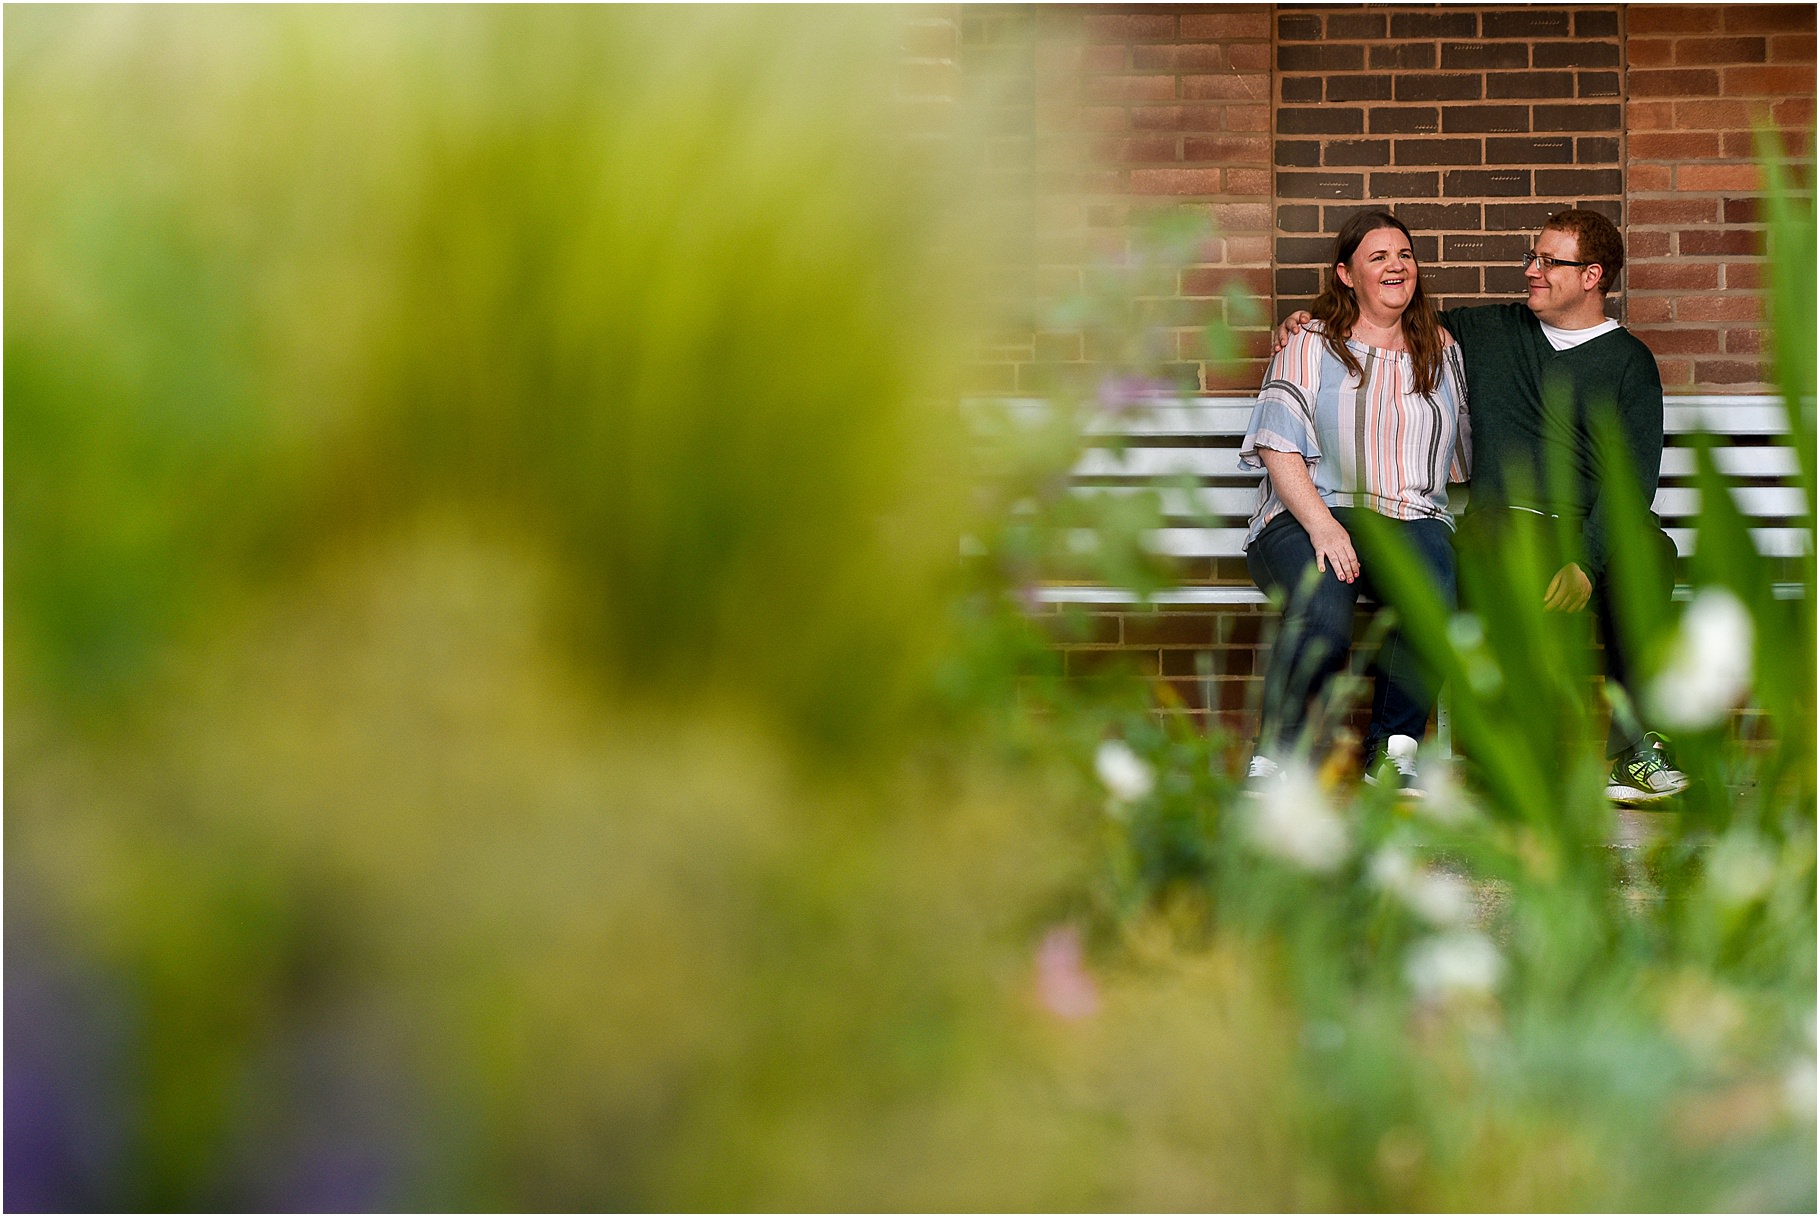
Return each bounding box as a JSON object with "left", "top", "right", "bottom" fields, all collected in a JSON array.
[
  {"left": 1405, "top": 931, "right": 1504, "bottom": 1000},
  {"left": 1647, "top": 587, "right": 1754, "bottom": 731},
  {"left": 1705, "top": 830, "right": 1776, "bottom": 907},
  {"left": 1094, "top": 739, "right": 1155, "bottom": 805},
  {"left": 1414, "top": 758, "right": 1473, "bottom": 827},
  {"left": 1369, "top": 846, "right": 1475, "bottom": 927},
  {"left": 1244, "top": 763, "right": 1349, "bottom": 872},
  {"left": 1785, "top": 1057, "right": 1816, "bottom": 1122}
]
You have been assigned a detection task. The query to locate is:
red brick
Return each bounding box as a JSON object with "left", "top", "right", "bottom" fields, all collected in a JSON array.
[
  {"left": 1723, "top": 5, "right": 1817, "bottom": 33},
  {"left": 1723, "top": 196, "right": 1762, "bottom": 223},
  {"left": 1626, "top": 100, "right": 1677, "bottom": 130},
  {"left": 1655, "top": 357, "right": 1697, "bottom": 387},
  {"left": 1132, "top": 43, "right": 1226, "bottom": 73},
  {"left": 1213, "top": 202, "right": 1272, "bottom": 231},
  {"left": 1628, "top": 164, "right": 1676, "bottom": 192},
  {"left": 1228, "top": 43, "right": 1271, "bottom": 73},
  {"left": 1769, "top": 32, "right": 1819, "bottom": 61},
  {"left": 1630, "top": 68, "right": 1723, "bottom": 97},
  {"left": 1632, "top": 131, "right": 1721, "bottom": 160},
  {"left": 1126, "top": 615, "right": 1217, "bottom": 646},
  {"left": 1224, "top": 167, "right": 1271, "bottom": 195},
  {"left": 1627, "top": 37, "right": 1677, "bottom": 67},
  {"left": 1694, "top": 359, "right": 1768, "bottom": 385},
  {"left": 1224, "top": 235, "right": 1273, "bottom": 263},
  {"left": 1676, "top": 36, "right": 1770, "bottom": 64},
  {"left": 1205, "top": 358, "right": 1269, "bottom": 391},
  {"left": 1067, "top": 649, "right": 1161, "bottom": 677},
  {"left": 1724, "top": 327, "right": 1772, "bottom": 354},
  {"left": 1130, "top": 167, "right": 1224, "bottom": 194},
  {"left": 1224, "top": 104, "right": 1271, "bottom": 132},
  {"left": 1221, "top": 266, "right": 1273, "bottom": 295},
  {"left": 1182, "top": 74, "right": 1268, "bottom": 102},
  {"left": 1129, "top": 105, "right": 1190, "bottom": 132},
  {"left": 1632, "top": 327, "right": 1721, "bottom": 355},
  {"left": 1680, "top": 228, "right": 1765, "bottom": 256},
  {"left": 1628, "top": 6, "right": 1718, "bottom": 34},
  {"left": 1679, "top": 294, "right": 1766, "bottom": 322},
  {"left": 1625, "top": 294, "right": 1675, "bottom": 324},
  {"left": 1772, "top": 97, "right": 1816, "bottom": 126},
  {"left": 1675, "top": 98, "right": 1760, "bottom": 128},
  {"left": 1183, "top": 136, "right": 1269, "bottom": 164},
  {"left": 1680, "top": 163, "right": 1763, "bottom": 191},
  {"left": 1627, "top": 230, "right": 1674, "bottom": 259},
  {"left": 1180, "top": 11, "right": 1270, "bottom": 40},
  {"left": 1721, "top": 130, "right": 1765, "bottom": 158},
  {"left": 1080, "top": 75, "right": 1170, "bottom": 104},
  {"left": 1078, "top": 106, "right": 1131, "bottom": 132},
  {"left": 1722, "top": 65, "right": 1817, "bottom": 96},
  {"left": 1632, "top": 196, "right": 1723, "bottom": 226},
  {"left": 1081, "top": 13, "right": 1177, "bottom": 42},
  {"left": 1629, "top": 263, "right": 1722, "bottom": 291}
]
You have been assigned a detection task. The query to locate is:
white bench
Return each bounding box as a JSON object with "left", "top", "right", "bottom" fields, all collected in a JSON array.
[{"left": 1029, "top": 393, "right": 1809, "bottom": 605}]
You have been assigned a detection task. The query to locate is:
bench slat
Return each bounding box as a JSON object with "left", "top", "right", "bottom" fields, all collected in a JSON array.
[{"left": 1659, "top": 447, "right": 1802, "bottom": 479}]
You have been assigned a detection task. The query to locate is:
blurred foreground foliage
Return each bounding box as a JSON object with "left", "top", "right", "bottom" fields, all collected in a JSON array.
[{"left": 6, "top": 7, "right": 1815, "bottom": 1212}]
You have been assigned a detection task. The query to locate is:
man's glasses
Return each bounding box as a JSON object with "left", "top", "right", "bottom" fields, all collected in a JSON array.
[{"left": 1521, "top": 251, "right": 1593, "bottom": 271}]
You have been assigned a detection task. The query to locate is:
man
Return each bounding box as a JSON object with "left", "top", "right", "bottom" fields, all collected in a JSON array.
[{"left": 1278, "top": 209, "right": 1688, "bottom": 804}]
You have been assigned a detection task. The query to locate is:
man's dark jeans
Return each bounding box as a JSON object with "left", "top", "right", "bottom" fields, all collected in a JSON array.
[
  {"left": 1453, "top": 506, "right": 1679, "bottom": 759},
  {"left": 1245, "top": 507, "right": 1457, "bottom": 761}
]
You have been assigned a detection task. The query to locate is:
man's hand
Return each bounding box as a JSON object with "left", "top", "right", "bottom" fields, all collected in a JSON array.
[
  {"left": 1543, "top": 562, "right": 1592, "bottom": 612},
  {"left": 1272, "top": 310, "right": 1313, "bottom": 354}
]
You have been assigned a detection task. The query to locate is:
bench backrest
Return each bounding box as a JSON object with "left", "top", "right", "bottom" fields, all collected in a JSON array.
[{"left": 1066, "top": 393, "right": 1810, "bottom": 564}]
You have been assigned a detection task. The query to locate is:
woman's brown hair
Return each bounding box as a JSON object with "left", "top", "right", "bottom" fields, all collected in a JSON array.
[{"left": 1308, "top": 210, "right": 1446, "bottom": 398}]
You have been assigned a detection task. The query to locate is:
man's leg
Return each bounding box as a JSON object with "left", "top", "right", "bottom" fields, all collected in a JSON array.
[
  {"left": 1595, "top": 525, "right": 1681, "bottom": 755},
  {"left": 1246, "top": 514, "right": 1364, "bottom": 758}
]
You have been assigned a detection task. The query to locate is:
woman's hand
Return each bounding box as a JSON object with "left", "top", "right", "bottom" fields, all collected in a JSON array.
[
  {"left": 1272, "top": 310, "right": 1314, "bottom": 353},
  {"left": 1306, "top": 515, "right": 1359, "bottom": 583}
]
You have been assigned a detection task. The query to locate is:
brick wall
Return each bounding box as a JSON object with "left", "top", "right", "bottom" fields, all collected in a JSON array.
[
  {"left": 1273, "top": 5, "right": 1624, "bottom": 314},
  {"left": 1626, "top": 3, "right": 1817, "bottom": 390}
]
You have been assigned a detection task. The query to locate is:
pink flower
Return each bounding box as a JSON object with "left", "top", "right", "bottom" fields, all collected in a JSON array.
[{"left": 1034, "top": 925, "right": 1100, "bottom": 1020}]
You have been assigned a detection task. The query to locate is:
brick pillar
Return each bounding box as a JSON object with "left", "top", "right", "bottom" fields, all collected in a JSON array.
[
  {"left": 960, "top": 3, "right": 1274, "bottom": 396},
  {"left": 1274, "top": 5, "right": 1625, "bottom": 316},
  {"left": 1626, "top": 4, "right": 1816, "bottom": 391},
  {"left": 897, "top": 5, "right": 964, "bottom": 137}
]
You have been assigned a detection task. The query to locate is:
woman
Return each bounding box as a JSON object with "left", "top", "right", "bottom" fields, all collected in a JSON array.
[{"left": 1240, "top": 210, "right": 1470, "bottom": 793}]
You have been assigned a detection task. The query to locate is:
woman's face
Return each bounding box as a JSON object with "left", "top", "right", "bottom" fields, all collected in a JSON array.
[{"left": 1336, "top": 225, "right": 1416, "bottom": 318}]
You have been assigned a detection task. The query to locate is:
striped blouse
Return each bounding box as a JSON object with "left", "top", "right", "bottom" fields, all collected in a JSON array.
[{"left": 1239, "top": 319, "right": 1471, "bottom": 548}]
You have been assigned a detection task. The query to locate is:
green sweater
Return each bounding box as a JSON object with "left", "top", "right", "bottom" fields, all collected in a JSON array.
[{"left": 1441, "top": 302, "right": 1665, "bottom": 580}]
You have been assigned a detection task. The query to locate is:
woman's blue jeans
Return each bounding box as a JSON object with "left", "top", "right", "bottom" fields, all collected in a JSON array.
[{"left": 1245, "top": 507, "right": 1457, "bottom": 759}]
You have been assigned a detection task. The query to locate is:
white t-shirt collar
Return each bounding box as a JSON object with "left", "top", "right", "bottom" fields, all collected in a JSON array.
[{"left": 1538, "top": 316, "right": 1621, "bottom": 351}]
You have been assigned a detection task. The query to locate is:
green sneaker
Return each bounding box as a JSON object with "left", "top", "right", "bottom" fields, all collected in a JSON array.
[{"left": 1607, "top": 735, "right": 1687, "bottom": 806}]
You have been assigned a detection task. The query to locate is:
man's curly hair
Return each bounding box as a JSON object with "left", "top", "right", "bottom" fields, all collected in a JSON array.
[{"left": 1545, "top": 208, "right": 1624, "bottom": 296}]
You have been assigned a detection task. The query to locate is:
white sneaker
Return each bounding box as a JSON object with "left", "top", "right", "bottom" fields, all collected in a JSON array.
[
  {"left": 1243, "top": 753, "right": 1282, "bottom": 795},
  {"left": 1364, "top": 734, "right": 1425, "bottom": 798}
]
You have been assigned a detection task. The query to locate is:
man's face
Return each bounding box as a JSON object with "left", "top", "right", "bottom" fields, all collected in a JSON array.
[{"left": 1523, "top": 226, "right": 1601, "bottom": 326}]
